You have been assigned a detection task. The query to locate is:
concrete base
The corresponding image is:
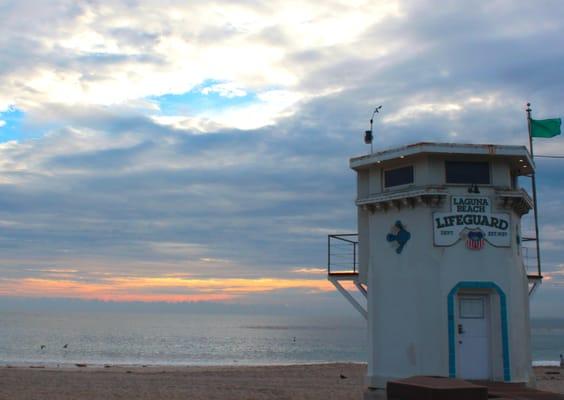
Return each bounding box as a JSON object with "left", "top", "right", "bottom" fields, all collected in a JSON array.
[
  {"left": 363, "top": 388, "right": 387, "bottom": 400},
  {"left": 366, "top": 373, "right": 396, "bottom": 389}
]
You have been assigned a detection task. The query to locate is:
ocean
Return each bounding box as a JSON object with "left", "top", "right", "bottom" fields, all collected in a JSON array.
[{"left": 0, "top": 310, "right": 562, "bottom": 367}]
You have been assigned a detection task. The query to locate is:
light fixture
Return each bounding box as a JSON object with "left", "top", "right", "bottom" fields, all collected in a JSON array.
[
  {"left": 364, "top": 106, "right": 382, "bottom": 153},
  {"left": 468, "top": 184, "right": 480, "bottom": 194},
  {"left": 364, "top": 130, "right": 373, "bottom": 144}
]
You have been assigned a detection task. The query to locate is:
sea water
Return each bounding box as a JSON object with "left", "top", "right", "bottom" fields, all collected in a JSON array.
[
  {"left": 0, "top": 311, "right": 365, "bottom": 366},
  {"left": 531, "top": 318, "right": 564, "bottom": 366},
  {"left": 0, "top": 310, "right": 562, "bottom": 366}
]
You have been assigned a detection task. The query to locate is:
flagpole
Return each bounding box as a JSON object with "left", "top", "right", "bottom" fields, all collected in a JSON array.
[{"left": 526, "top": 102, "right": 542, "bottom": 277}]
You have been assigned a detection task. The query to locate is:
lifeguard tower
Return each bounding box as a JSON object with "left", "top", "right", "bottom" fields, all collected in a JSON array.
[{"left": 328, "top": 142, "right": 542, "bottom": 389}]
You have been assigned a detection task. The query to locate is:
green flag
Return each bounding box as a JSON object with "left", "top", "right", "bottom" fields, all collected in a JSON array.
[{"left": 531, "top": 118, "right": 561, "bottom": 138}]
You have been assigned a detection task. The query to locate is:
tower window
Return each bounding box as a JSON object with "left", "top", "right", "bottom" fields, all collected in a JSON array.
[
  {"left": 384, "top": 166, "right": 414, "bottom": 188},
  {"left": 445, "top": 161, "right": 490, "bottom": 184}
]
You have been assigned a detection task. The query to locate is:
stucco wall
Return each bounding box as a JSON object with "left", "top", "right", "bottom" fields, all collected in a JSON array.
[{"left": 359, "top": 185, "right": 532, "bottom": 388}]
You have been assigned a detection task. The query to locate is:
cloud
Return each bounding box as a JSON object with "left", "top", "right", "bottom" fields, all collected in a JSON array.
[
  {"left": 0, "top": 0, "right": 401, "bottom": 129},
  {"left": 201, "top": 82, "right": 247, "bottom": 98},
  {"left": 0, "top": 0, "right": 563, "bottom": 315},
  {"left": 0, "top": 275, "right": 333, "bottom": 302},
  {"left": 292, "top": 268, "right": 326, "bottom": 275}
]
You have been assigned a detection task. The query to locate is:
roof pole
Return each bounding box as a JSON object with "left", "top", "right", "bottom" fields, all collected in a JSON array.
[{"left": 526, "top": 102, "right": 542, "bottom": 278}]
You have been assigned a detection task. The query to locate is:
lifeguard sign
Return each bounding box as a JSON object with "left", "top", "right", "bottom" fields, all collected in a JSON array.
[
  {"left": 328, "top": 142, "right": 540, "bottom": 390},
  {"left": 434, "top": 196, "right": 511, "bottom": 248}
]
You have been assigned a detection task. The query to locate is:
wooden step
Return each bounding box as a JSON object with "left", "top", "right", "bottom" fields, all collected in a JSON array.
[
  {"left": 386, "top": 376, "right": 564, "bottom": 400},
  {"left": 387, "top": 376, "right": 487, "bottom": 400}
]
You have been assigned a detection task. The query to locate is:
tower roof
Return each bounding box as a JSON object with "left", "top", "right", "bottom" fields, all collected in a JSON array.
[{"left": 350, "top": 142, "right": 534, "bottom": 175}]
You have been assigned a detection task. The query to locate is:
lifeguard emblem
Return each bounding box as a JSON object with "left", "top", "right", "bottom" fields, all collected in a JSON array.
[
  {"left": 386, "top": 220, "right": 411, "bottom": 254},
  {"left": 464, "top": 229, "right": 485, "bottom": 250}
]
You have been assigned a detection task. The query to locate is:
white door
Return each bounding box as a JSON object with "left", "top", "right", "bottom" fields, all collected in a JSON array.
[{"left": 457, "top": 295, "right": 490, "bottom": 379}]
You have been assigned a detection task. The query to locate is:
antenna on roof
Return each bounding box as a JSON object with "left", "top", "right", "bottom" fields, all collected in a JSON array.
[{"left": 365, "top": 106, "right": 382, "bottom": 154}]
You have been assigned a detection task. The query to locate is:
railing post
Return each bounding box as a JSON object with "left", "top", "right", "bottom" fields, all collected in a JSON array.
[
  {"left": 353, "top": 241, "right": 357, "bottom": 273},
  {"left": 327, "top": 235, "right": 331, "bottom": 275}
]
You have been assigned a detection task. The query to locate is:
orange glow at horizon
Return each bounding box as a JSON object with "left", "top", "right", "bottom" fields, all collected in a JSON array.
[{"left": 0, "top": 275, "right": 336, "bottom": 302}]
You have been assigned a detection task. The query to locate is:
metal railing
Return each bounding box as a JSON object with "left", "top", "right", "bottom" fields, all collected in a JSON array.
[
  {"left": 327, "top": 234, "right": 358, "bottom": 275},
  {"left": 522, "top": 245, "right": 541, "bottom": 277}
]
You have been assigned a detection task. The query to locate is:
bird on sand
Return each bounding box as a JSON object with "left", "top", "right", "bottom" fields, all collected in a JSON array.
[
  {"left": 63, "top": 344, "right": 68, "bottom": 349},
  {"left": 340, "top": 374, "right": 347, "bottom": 379},
  {"left": 40, "top": 345, "right": 46, "bottom": 350}
]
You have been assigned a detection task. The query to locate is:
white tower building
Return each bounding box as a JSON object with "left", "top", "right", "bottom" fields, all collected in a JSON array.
[{"left": 328, "top": 142, "right": 541, "bottom": 389}]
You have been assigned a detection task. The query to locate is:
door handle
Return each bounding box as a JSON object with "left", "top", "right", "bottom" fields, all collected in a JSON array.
[{"left": 458, "top": 324, "right": 465, "bottom": 334}]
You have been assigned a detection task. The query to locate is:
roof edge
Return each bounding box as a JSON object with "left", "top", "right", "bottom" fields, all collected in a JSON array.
[{"left": 350, "top": 142, "right": 533, "bottom": 170}]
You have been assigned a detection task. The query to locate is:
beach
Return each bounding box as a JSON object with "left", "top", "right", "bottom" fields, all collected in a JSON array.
[
  {"left": 535, "top": 366, "right": 564, "bottom": 396},
  {"left": 0, "top": 363, "right": 365, "bottom": 400},
  {"left": 0, "top": 363, "right": 563, "bottom": 400}
]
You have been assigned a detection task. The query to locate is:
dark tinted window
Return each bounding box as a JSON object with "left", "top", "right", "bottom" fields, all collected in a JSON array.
[
  {"left": 384, "top": 166, "right": 414, "bottom": 188},
  {"left": 445, "top": 161, "right": 490, "bottom": 184}
]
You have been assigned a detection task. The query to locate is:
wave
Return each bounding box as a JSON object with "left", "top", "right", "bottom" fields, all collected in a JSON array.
[{"left": 532, "top": 360, "right": 561, "bottom": 367}]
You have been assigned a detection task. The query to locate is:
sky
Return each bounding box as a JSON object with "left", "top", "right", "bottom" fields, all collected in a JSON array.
[{"left": 0, "top": 0, "right": 563, "bottom": 317}]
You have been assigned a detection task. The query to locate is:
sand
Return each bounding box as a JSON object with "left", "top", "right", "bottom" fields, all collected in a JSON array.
[
  {"left": 535, "top": 367, "right": 564, "bottom": 395},
  {"left": 0, "top": 364, "right": 562, "bottom": 400},
  {"left": 0, "top": 363, "right": 366, "bottom": 400}
]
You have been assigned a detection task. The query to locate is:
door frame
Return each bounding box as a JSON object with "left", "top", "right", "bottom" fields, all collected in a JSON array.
[{"left": 447, "top": 281, "right": 510, "bottom": 381}]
